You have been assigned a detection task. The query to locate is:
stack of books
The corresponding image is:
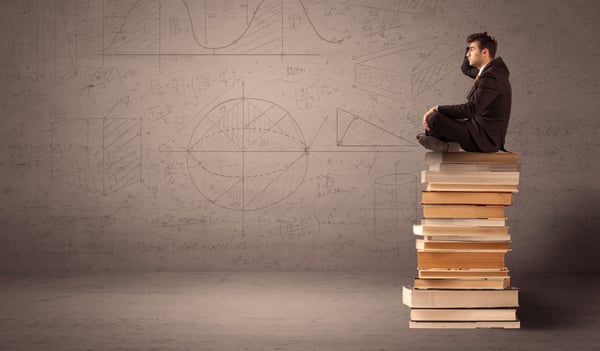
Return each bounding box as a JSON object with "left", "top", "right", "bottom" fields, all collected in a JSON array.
[{"left": 403, "top": 151, "right": 521, "bottom": 329}]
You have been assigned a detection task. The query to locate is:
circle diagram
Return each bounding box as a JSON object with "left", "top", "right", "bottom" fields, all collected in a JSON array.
[{"left": 187, "top": 98, "right": 308, "bottom": 211}]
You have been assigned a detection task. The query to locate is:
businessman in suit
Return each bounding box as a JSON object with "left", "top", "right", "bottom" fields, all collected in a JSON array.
[{"left": 418, "top": 32, "right": 512, "bottom": 153}]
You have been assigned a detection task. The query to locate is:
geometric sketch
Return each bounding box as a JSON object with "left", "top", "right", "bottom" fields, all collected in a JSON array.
[
  {"left": 161, "top": 95, "right": 308, "bottom": 211},
  {"left": 336, "top": 108, "right": 416, "bottom": 147},
  {"left": 103, "top": 0, "right": 343, "bottom": 57},
  {"left": 373, "top": 173, "right": 418, "bottom": 244},
  {"left": 348, "top": 0, "right": 437, "bottom": 15},
  {"left": 51, "top": 118, "right": 142, "bottom": 196},
  {"left": 354, "top": 38, "right": 463, "bottom": 98},
  {"left": 6, "top": 0, "right": 78, "bottom": 84}
]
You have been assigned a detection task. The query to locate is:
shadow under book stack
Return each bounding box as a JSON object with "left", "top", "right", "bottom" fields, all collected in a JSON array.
[{"left": 403, "top": 151, "right": 521, "bottom": 329}]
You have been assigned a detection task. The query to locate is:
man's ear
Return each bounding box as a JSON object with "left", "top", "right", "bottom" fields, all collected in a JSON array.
[{"left": 482, "top": 48, "right": 489, "bottom": 57}]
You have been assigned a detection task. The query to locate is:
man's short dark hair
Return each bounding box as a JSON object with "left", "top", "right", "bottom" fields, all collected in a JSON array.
[{"left": 467, "top": 32, "right": 497, "bottom": 58}]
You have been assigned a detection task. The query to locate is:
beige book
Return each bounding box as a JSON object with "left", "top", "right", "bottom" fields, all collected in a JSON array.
[
  {"left": 413, "top": 277, "right": 511, "bottom": 290},
  {"left": 421, "top": 191, "right": 513, "bottom": 205},
  {"left": 409, "top": 320, "right": 520, "bottom": 329},
  {"left": 425, "top": 151, "right": 519, "bottom": 165},
  {"left": 402, "top": 286, "right": 519, "bottom": 308},
  {"left": 422, "top": 170, "right": 520, "bottom": 185},
  {"left": 415, "top": 239, "right": 511, "bottom": 251},
  {"left": 411, "top": 308, "right": 517, "bottom": 321},
  {"left": 425, "top": 183, "right": 518, "bottom": 192},
  {"left": 418, "top": 269, "right": 509, "bottom": 279},
  {"left": 420, "top": 218, "right": 506, "bottom": 227},
  {"left": 413, "top": 224, "right": 509, "bottom": 236}
]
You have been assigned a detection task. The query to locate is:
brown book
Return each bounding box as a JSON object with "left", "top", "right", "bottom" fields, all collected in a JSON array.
[
  {"left": 421, "top": 191, "right": 513, "bottom": 205},
  {"left": 423, "top": 205, "right": 505, "bottom": 219},
  {"left": 418, "top": 269, "right": 509, "bottom": 279},
  {"left": 425, "top": 151, "right": 519, "bottom": 165},
  {"left": 426, "top": 183, "right": 518, "bottom": 192},
  {"left": 417, "top": 251, "right": 506, "bottom": 269},
  {"left": 413, "top": 277, "right": 511, "bottom": 290},
  {"left": 416, "top": 239, "right": 511, "bottom": 251}
]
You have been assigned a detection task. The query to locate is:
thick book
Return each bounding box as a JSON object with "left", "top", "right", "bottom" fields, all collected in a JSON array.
[
  {"left": 422, "top": 170, "right": 520, "bottom": 185},
  {"left": 413, "top": 224, "right": 509, "bottom": 236},
  {"left": 409, "top": 320, "right": 520, "bottom": 329},
  {"left": 415, "top": 239, "right": 511, "bottom": 251},
  {"left": 402, "top": 286, "right": 519, "bottom": 308},
  {"left": 410, "top": 308, "right": 517, "bottom": 321},
  {"left": 425, "top": 152, "right": 519, "bottom": 165},
  {"left": 413, "top": 277, "right": 511, "bottom": 290},
  {"left": 425, "top": 183, "right": 518, "bottom": 192},
  {"left": 417, "top": 251, "right": 506, "bottom": 269},
  {"left": 423, "top": 205, "right": 505, "bottom": 219},
  {"left": 418, "top": 269, "right": 509, "bottom": 279},
  {"left": 421, "top": 191, "right": 513, "bottom": 206}
]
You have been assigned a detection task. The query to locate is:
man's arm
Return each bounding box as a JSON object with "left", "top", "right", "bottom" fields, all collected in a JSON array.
[
  {"left": 437, "top": 75, "right": 500, "bottom": 119},
  {"left": 461, "top": 50, "right": 479, "bottom": 79}
]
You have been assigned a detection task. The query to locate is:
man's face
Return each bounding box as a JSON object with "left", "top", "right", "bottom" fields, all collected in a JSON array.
[{"left": 466, "top": 41, "right": 485, "bottom": 68}]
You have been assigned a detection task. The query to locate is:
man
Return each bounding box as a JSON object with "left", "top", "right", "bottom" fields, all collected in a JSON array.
[{"left": 418, "top": 32, "right": 512, "bottom": 153}]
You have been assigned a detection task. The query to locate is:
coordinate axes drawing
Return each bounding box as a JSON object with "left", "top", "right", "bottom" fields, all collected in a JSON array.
[
  {"left": 102, "top": 0, "right": 344, "bottom": 57},
  {"left": 159, "top": 86, "right": 309, "bottom": 212}
]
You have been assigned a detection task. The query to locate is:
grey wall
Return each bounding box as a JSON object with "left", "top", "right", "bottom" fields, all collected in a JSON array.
[{"left": 1, "top": 0, "right": 599, "bottom": 272}]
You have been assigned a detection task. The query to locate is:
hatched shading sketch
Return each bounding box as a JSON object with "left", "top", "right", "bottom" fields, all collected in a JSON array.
[
  {"left": 5, "top": 0, "right": 78, "bottom": 84},
  {"left": 347, "top": 0, "right": 438, "bottom": 15},
  {"left": 354, "top": 38, "right": 463, "bottom": 98},
  {"left": 102, "top": 0, "right": 343, "bottom": 57},
  {"left": 162, "top": 95, "right": 309, "bottom": 211},
  {"left": 336, "top": 108, "right": 416, "bottom": 147},
  {"left": 373, "top": 173, "right": 418, "bottom": 243},
  {"left": 52, "top": 118, "right": 142, "bottom": 196}
]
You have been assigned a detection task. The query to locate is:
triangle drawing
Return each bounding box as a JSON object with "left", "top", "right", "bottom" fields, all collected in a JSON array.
[{"left": 336, "top": 108, "right": 415, "bottom": 147}]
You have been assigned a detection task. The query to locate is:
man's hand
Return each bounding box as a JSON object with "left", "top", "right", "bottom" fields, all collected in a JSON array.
[{"left": 422, "top": 106, "right": 438, "bottom": 131}]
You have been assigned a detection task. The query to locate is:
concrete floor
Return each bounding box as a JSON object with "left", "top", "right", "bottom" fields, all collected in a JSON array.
[{"left": 0, "top": 272, "right": 598, "bottom": 351}]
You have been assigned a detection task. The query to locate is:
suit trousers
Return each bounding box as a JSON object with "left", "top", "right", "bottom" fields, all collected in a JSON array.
[{"left": 426, "top": 112, "right": 482, "bottom": 152}]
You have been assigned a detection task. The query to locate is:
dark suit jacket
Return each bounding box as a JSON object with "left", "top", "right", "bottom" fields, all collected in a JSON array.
[{"left": 437, "top": 56, "right": 512, "bottom": 153}]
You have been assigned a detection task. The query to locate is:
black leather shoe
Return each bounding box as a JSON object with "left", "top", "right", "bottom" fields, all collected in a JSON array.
[{"left": 418, "top": 136, "right": 461, "bottom": 152}]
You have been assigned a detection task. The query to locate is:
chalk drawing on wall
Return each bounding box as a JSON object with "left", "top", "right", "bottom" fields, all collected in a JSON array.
[
  {"left": 102, "top": 0, "right": 343, "bottom": 57},
  {"left": 336, "top": 108, "right": 416, "bottom": 147},
  {"left": 347, "top": 0, "right": 438, "bottom": 15},
  {"left": 373, "top": 173, "right": 418, "bottom": 244},
  {"left": 51, "top": 118, "right": 142, "bottom": 196},
  {"left": 353, "top": 38, "right": 463, "bottom": 99},
  {"left": 5, "top": 0, "right": 78, "bottom": 84},
  {"left": 160, "top": 88, "right": 308, "bottom": 211}
]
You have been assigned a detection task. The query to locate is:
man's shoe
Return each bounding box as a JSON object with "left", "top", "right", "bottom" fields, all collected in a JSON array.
[
  {"left": 447, "top": 142, "right": 461, "bottom": 152},
  {"left": 418, "top": 135, "right": 456, "bottom": 152},
  {"left": 416, "top": 133, "right": 427, "bottom": 140}
]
